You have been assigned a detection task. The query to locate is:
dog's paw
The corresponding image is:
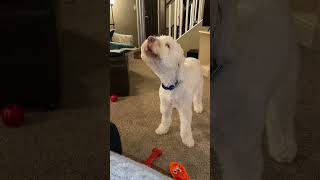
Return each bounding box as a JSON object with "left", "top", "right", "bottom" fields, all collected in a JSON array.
[
  {"left": 194, "top": 104, "right": 203, "bottom": 114},
  {"left": 182, "top": 135, "right": 195, "bottom": 148},
  {"left": 155, "top": 125, "right": 169, "bottom": 135}
]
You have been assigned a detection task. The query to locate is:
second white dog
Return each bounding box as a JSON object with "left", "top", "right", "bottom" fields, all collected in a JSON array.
[{"left": 141, "top": 35, "right": 203, "bottom": 148}]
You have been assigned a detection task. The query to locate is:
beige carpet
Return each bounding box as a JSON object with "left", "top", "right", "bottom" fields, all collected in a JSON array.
[{"left": 111, "top": 59, "right": 210, "bottom": 179}]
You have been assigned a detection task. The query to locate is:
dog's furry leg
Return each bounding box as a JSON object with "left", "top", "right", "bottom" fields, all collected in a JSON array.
[
  {"left": 193, "top": 76, "right": 204, "bottom": 113},
  {"left": 177, "top": 99, "right": 195, "bottom": 147},
  {"left": 266, "top": 68, "right": 298, "bottom": 163},
  {"left": 155, "top": 97, "right": 173, "bottom": 135}
]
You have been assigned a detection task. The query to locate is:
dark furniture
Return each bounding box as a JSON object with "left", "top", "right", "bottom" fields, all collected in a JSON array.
[
  {"left": 110, "top": 52, "right": 129, "bottom": 96},
  {"left": 212, "top": 32, "right": 223, "bottom": 78},
  {"left": 110, "top": 121, "right": 122, "bottom": 154},
  {"left": 0, "top": 2, "right": 60, "bottom": 109},
  {"left": 187, "top": 49, "right": 199, "bottom": 59},
  {"left": 202, "top": 0, "right": 210, "bottom": 27}
]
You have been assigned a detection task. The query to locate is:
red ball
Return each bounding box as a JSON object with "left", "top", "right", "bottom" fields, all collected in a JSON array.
[
  {"left": 110, "top": 95, "right": 118, "bottom": 102},
  {"left": 1, "top": 104, "right": 25, "bottom": 127}
]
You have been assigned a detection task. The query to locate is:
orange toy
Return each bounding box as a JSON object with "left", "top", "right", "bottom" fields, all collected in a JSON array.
[{"left": 169, "top": 162, "right": 190, "bottom": 180}]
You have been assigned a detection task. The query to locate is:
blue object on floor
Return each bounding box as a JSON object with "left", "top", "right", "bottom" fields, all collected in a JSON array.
[{"left": 110, "top": 42, "right": 135, "bottom": 50}]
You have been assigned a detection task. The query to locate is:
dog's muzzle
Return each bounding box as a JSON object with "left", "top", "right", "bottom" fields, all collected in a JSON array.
[{"left": 145, "top": 36, "right": 158, "bottom": 58}]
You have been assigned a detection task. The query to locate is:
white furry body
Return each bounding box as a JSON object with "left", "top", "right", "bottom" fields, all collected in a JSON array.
[
  {"left": 157, "top": 58, "right": 203, "bottom": 147},
  {"left": 159, "top": 58, "right": 203, "bottom": 113},
  {"left": 141, "top": 36, "right": 203, "bottom": 147}
]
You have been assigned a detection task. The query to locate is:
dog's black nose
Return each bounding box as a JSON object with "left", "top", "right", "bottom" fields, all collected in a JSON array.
[{"left": 147, "top": 36, "right": 155, "bottom": 43}]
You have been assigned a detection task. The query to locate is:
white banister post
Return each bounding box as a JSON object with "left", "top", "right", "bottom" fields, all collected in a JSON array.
[
  {"left": 197, "top": 0, "right": 202, "bottom": 22},
  {"left": 179, "top": 0, "right": 183, "bottom": 37},
  {"left": 174, "top": 0, "right": 177, "bottom": 39},
  {"left": 189, "top": 1, "right": 194, "bottom": 29},
  {"left": 194, "top": 0, "right": 198, "bottom": 23},
  {"left": 185, "top": 0, "right": 189, "bottom": 33},
  {"left": 177, "top": 0, "right": 179, "bottom": 26},
  {"left": 169, "top": 4, "right": 172, "bottom": 36},
  {"left": 200, "top": 0, "right": 205, "bottom": 20}
]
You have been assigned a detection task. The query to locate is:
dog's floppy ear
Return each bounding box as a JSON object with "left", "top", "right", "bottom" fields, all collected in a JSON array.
[
  {"left": 178, "top": 54, "right": 185, "bottom": 64},
  {"left": 174, "top": 42, "right": 185, "bottom": 64},
  {"left": 179, "top": 51, "right": 185, "bottom": 65}
]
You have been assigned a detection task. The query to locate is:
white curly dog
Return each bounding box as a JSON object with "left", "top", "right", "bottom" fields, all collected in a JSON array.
[{"left": 141, "top": 35, "right": 203, "bottom": 148}]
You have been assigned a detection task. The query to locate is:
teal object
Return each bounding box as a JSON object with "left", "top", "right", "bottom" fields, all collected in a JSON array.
[{"left": 110, "top": 42, "right": 135, "bottom": 50}]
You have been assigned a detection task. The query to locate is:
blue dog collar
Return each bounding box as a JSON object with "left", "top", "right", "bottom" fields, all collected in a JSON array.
[{"left": 161, "top": 80, "right": 180, "bottom": 91}]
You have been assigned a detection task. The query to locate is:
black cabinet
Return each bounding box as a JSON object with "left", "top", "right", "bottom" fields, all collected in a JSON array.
[
  {"left": 0, "top": 2, "right": 60, "bottom": 109},
  {"left": 110, "top": 52, "right": 129, "bottom": 96},
  {"left": 187, "top": 49, "right": 199, "bottom": 59}
]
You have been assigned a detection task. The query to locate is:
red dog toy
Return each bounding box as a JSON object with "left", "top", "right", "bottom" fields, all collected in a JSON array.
[
  {"left": 1, "top": 104, "right": 25, "bottom": 127},
  {"left": 143, "top": 147, "right": 162, "bottom": 167},
  {"left": 110, "top": 95, "right": 118, "bottom": 102},
  {"left": 169, "top": 162, "right": 190, "bottom": 180}
]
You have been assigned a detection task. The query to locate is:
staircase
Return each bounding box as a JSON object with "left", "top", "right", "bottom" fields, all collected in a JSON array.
[{"left": 165, "top": 0, "right": 205, "bottom": 40}]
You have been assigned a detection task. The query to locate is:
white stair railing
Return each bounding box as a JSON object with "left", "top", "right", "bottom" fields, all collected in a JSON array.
[{"left": 166, "top": 0, "right": 205, "bottom": 40}]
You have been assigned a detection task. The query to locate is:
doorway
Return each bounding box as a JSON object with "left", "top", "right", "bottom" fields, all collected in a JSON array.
[{"left": 144, "top": 0, "right": 158, "bottom": 37}]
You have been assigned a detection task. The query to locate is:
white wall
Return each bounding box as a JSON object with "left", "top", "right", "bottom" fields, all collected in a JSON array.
[
  {"left": 177, "top": 21, "right": 208, "bottom": 56},
  {"left": 111, "top": 0, "right": 139, "bottom": 46}
]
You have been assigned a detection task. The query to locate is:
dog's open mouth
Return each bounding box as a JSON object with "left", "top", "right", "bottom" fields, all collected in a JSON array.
[{"left": 145, "top": 45, "right": 158, "bottom": 58}]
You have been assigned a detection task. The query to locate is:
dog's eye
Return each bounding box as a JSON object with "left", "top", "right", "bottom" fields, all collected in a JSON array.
[{"left": 165, "top": 43, "right": 170, "bottom": 48}]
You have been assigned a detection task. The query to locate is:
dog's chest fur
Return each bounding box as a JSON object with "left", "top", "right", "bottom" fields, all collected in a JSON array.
[{"left": 159, "top": 83, "right": 190, "bottom": 107}]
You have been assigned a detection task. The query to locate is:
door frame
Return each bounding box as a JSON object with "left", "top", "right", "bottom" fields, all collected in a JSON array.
[
  {"left": 136, "top": 0, "right": 167, "bottom": 46},
  {"left": 136, "top": 0, "right": 146, "bottom": 46},
  {"left": 159, "top": 0, "right": 166, "bottom": 35},
  {"left": 145, "top": 0, "right": 159, "bottom": 37}
]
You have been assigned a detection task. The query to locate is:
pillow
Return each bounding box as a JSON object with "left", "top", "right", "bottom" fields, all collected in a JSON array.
[{"left": 112, "top": 33, "right": 134, "bottom": 46}]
